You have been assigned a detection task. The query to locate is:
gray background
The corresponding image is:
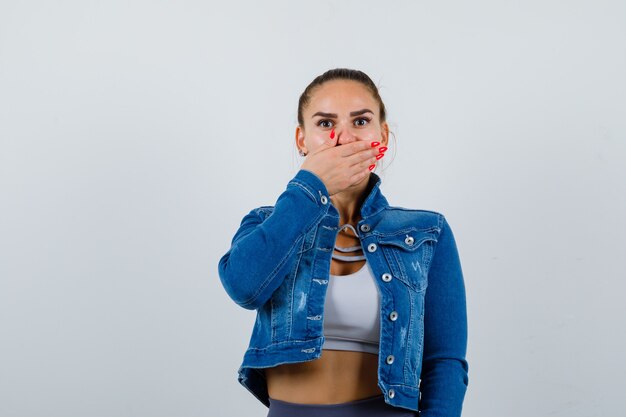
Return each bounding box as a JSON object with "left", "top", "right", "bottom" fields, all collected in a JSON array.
[{"left": 1, "top": 1, "right": 625, "bottom": 416}]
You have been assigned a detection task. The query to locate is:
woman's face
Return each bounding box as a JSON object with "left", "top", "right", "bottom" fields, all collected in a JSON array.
[{"left": 296, "top": 79, "right": 389, "bottom": 155}]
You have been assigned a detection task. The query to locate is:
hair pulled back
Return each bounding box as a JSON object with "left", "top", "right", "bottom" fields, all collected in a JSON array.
[{"left": 297, "top": 68, "right": 387, "bottom": 127}]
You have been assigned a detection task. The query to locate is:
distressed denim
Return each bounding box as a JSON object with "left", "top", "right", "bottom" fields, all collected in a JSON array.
[{"left": 218, "top": 169, "right": 469, "bottom": 416}]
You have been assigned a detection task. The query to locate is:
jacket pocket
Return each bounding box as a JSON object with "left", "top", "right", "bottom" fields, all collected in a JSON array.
[{"left": 375, "top": 227, "right": 438, "bottom": 291}]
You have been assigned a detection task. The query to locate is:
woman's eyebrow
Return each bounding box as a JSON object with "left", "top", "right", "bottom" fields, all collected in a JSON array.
[{"left": 311, "top": 109, "right": 374, "bottom": 118}]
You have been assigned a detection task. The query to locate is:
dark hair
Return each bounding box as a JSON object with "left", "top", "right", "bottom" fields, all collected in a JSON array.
[{"left": 297, "top": 68, "right": 387, "bottom": 127}]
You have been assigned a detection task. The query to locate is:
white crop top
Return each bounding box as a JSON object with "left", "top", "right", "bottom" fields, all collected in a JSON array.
[{"left": 322, "top": 260, "right": 381, "bottom": 355}]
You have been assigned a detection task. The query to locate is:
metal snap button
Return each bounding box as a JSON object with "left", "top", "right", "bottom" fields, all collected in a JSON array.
[
  {"left": 386, "top": 354, "right": 395, "bottom": 364},
  {"left": 381, "top": 273, "right": 392, "bottom": 282},
  {"left": 388, "top": 389, "right": 395, "bottom": 398},
  {"left": 320, "top": 195, "right": 328, "bottom": 204},
  {"left": 360, "top": 224, "right": 370, "bottom": 232},
  {"left": 389, "top": 311, "right": 398, "bottom": 321},
  {"left": 405, "top": 235, "right": 414, "bottom": 245},
  {"left": 367, "top": 243, "right": 377, "bottom": 252}
]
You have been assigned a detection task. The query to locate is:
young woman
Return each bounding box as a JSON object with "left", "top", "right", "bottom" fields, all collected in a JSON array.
[{"left": 218, "top": 68, "right": 469, "bottom": 417}]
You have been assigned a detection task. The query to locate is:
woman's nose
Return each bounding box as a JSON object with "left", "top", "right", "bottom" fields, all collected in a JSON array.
[{"left": 335, "top": 126, "right": 359, "bottom": 144}]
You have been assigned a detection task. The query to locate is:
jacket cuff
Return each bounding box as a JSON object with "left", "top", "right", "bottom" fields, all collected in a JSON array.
[{"left": 288, "top": 169, "right": 331, "bottom": 206}]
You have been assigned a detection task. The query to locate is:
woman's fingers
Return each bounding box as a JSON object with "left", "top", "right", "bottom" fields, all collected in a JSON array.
[{"left": 343, "top": 140, "right": 385, "bottom": 167}]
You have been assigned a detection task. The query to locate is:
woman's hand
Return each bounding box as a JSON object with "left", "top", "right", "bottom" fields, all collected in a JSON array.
[{"left": 300, "top": 133, "right": 386, "bottom": 196}]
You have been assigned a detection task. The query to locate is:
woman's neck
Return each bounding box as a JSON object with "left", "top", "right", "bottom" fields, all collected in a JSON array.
[{"left": 329, "top": 174, "right": 372, "bottom": 227}]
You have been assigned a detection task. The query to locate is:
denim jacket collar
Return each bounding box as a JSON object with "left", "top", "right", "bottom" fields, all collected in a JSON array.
[{"left": 327, "top": 172, "right": 390, "bottom": 222}]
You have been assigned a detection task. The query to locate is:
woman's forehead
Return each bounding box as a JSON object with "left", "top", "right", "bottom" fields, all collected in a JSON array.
[{"left": 307, "top": 81, "right": 375, "bottom": 112}]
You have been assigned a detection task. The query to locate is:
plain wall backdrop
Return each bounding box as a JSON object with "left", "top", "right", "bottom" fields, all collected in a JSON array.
[{"left": 1, "top": 1, "right": 625, "bottom": 416}]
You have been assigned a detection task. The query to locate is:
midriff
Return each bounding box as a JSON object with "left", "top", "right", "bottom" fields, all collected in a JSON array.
[
  {"left": 265, "top": 231, "right": 383, "bottom": 404},
  {"left": 265, "top": 349, "right": 382, "bottom": 404}
]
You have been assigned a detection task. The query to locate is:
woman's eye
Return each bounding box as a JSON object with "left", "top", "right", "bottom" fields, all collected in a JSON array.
[
  {"left": 318, "top": 120, "right": 333, "bottom": 128},
  {"left": 354, "top": 117, "right": 370, "bottom": 127}
]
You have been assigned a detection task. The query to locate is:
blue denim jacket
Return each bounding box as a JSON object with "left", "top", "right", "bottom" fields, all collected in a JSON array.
[{"left": 218, "top": 169, "right": 469, "bottom": 416}]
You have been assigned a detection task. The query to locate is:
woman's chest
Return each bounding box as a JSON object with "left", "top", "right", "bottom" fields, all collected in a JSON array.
[{"left": 329, "top": 230, "right": 365, "bottom": 276}]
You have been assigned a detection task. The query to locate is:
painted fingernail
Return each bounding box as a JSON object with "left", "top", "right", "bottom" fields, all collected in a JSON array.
[
  {"left": 371, "top": 141, "right": 380, "bottom": 147},
  {"left": 378, "top": 146, "right": 388, "bottom": 152},
  {"left": 369, "top": 164, "right": 376, "bottom": 170},
  {"left": 330, "top": 128, "right": 335, "bottom": 139},
  {"left": 376, "top": 153, "right": 384, "bottom": 160}
]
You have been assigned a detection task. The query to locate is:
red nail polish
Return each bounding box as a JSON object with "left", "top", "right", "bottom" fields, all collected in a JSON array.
[
  {"left": 330, "top": 129, "right": 335, "bottom": 139},
  {"left": 378, "top": 146, "right": 388, "bottom": 152},
  {"left": 369, "top": 164, "right": 375, "bottom": 170},
  {"left": 371, "top": 141, "right": 380, "bottom": 147},
  {"left": 376, "top": 153, "right": 384, "bottom": 160}
]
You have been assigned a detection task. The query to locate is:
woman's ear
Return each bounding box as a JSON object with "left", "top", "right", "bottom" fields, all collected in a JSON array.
[
  {"left": 295, "top": 125, "right": 307, "bottom": 154},
  {"left": 380, "top": 122, "right": 390, "bottom": 147}
]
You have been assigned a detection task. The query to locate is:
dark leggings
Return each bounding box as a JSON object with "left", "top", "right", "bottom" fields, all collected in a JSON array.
[{"left": 266, "top": 394, "right": 417, "bottom": 417}]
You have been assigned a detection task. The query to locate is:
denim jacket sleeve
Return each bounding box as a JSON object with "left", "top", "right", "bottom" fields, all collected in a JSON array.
[
  {"left": 218, "top": 169, "right": 330, "bottom": 310},
  {"left": 418, "top": 215, "right": 469, "bottom": 417}
]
